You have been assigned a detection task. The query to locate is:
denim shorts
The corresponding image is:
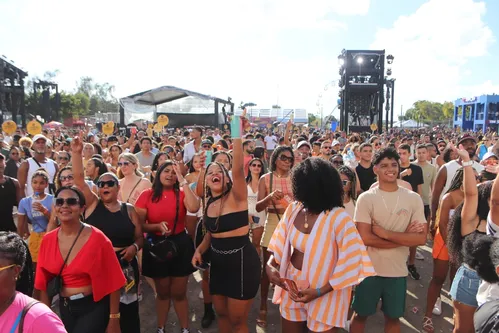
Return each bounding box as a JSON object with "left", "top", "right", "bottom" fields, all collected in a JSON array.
[{"left": 450, "top": 264, "right": 480, "bottom": 307}]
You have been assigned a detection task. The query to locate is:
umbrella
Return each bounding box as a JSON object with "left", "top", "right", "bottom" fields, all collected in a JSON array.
[{"left": 43, "top": 121, "right": 63, "bottom": 129}]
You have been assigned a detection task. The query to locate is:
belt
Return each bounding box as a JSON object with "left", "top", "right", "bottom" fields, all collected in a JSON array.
[{"left": 210, "top": 244, "right": 246, "bottom": 255}]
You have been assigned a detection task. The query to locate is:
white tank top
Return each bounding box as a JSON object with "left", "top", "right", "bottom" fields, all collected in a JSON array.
[
  {"left": 440, "top": 160, "right": 484, "bottom": 201},
  {"left": 26, "top": 158, "right": 56, "bottom": 196}
]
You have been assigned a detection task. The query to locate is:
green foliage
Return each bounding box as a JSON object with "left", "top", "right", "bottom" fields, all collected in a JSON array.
[{"left": 404, "top": 100, "right": 454, "bottom": 123}]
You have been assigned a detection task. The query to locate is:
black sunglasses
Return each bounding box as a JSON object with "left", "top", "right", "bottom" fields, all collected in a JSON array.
[
  {"left": 118, "top": 161, "right": 132, "bottom": 167},
  {"left": 55, "top": 198, "right": 80, "bottom": 207},
  {"left": 202, "top": 145, "right": 212, "bottom": 149},
  {"left": 97, "top": 180, "right": 118, "bottom": 188},
  {"left": 322, "top": 147, "right": 332, "bottom": 149},
  {"left": 59, "top": 175, "right": 74, "bottom": 182},
  {"left": 251, "top": 164, "right": 262, "bottom": 168},
  {"left": 279, "top": 155, "right": 293, "bottom": 163}
]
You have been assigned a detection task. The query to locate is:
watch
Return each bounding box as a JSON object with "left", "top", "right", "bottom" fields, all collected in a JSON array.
[{"left": 461, "top": 160, "right": 473, "bottom": 167}]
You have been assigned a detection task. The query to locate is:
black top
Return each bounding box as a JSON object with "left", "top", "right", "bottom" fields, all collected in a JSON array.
[
  {"left": 86, "top": 201, "right": 135, "bottom": 248},
  {"left": 4, "top": 159, "right": 19, "bottom": 179},
  {"left": 401, "top": 164, "right": 424, "bottom": 192},
  {"left": 204, "top": 210, "right": 249, "bottom": 234},
  {"left": 356, "top": 163, "right": 376, "bottom": 192},
  {"left": 0, "top": 176, "right": 17, "bottom": 232},
  {"left": 475, "top": 300, "right": 499, "bottom": 333}
]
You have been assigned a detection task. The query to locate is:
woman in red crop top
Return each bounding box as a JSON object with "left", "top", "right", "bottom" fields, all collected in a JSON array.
[
  {"left": 35, "top": 186, "right": 125, "bottom": 333},
  {"left": 135, "top": 160, "right": 200, "bottom": 333}
]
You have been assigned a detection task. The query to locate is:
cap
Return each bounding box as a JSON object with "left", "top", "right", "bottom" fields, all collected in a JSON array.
[
  {"left": 297, "top": 141, "right": 311, "bottom": 149},
  {"left": 482, "top": 152, "right": 497, "bottom": 161},
  {"left": 201, "top": 139, "right": 213, "bottom": 145},
  {"left": 332, "top": 140, "right": 340, "bottom": 146},
  {"left": 32, "top": 134, "right": 48, "bottom": 143},
  {"left": 457, "top": 133, "right": 477, "bottom": 145}
]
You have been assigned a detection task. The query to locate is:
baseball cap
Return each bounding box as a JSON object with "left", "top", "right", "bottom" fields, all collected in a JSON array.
[
  {"left": 297, "top": 141, "right": 311, "bottom": 149},
  {"left": 201, "top": 139, "right": 213, "bottom": 146},
  {"left": 457, "top": 133, "right": 477, "bottom": 145},
  {"left": 482, "top": 152, "right": 497, "bottom": 161},
  {"left": 32, "top": 134, "right": 48, "bottom": 143},
  {"left": 332, "top": 140, "right": 340, "bottom": 146}
]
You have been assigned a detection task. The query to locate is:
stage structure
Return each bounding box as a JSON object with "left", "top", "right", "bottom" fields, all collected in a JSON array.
[
  {"left": 0, "top": 56, "right": 28, "bottom": 126},
  {"left": 119, "top": 86, "right": 234, "bottom": 128},
  {"left": 33, "top": 80, "right": 60, "bottom": 122},
  {"left": 337, "top": 49, "right": 395, "bottom": 133}
]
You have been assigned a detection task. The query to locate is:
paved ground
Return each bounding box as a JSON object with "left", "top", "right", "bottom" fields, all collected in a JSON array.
[{"left": 138, "top": 242, "right": 455, "bottom": 333}]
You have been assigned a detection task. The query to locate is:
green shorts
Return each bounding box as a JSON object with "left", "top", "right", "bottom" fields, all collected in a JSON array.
[{"left": 352, "top": 276, "right": 406, "bottom": 319}]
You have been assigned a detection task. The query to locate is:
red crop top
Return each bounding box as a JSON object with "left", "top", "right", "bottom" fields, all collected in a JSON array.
[
  {"left": 135, "top": 188, "right": 187, "bottom": 235},
  {"left": 35, "top": 226, "right": 126, "bottom": 302}
]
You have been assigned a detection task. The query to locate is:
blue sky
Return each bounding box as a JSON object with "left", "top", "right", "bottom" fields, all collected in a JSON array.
[{"left": 1, "top": 0, "right": 498, "bottom": 120}]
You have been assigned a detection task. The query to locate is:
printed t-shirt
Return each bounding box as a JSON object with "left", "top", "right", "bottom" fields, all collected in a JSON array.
[
  {"left": 354, "top": 186, "right": 426, "bottom": 277},
  {"left": 135, "top": 188, "right": 187, "bottom": 235},
  {"left": 35, "top": 226, "right": 126, "bottom": 302},
  {"left": 0, "top": 292, "right": 67, "bottom": 333},
  {"left": 18, "top": 194, "right": 54, "bottom": 232}
]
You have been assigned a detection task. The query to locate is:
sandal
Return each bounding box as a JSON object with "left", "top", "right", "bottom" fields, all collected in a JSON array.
[
  {"left": 423, "top": 316, "right": 434, "bottom": 333},
  {"left": 256, "top": 310, "right": 267, "bottom": 328}
]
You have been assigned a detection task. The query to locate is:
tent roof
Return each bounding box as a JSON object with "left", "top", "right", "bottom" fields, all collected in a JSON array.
[{"left": 120, "top": 85, "right": 231, "bottom": 106}]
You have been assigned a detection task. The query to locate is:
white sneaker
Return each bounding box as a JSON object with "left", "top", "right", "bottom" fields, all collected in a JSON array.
[
  {"left": 199, "top": 290, "right": 204, "bottom": 299},
  {"left": 345, "top": 320, "right": 351, "bottom": 332},
  {"left": 415, "top": 251, "right": 425, "bottom": 260},
  {"left": 432, "top": 297, "right": 442, "bottom": 316}
]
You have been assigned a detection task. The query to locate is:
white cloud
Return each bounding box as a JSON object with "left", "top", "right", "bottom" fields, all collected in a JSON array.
[
  {"left": 370, "top": 0, "right": 495, "bottom": 114},
  {"left": 0, "top": 0, "right": 371, "bottom": 119}
]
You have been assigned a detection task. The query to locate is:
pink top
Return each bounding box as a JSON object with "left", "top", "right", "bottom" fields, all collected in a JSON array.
[{"left": 0, "top": 292, "right": 67, "bottom": 333}]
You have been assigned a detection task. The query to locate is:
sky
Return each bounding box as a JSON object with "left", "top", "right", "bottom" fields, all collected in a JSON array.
[{"left": 1, "top": 0, "right": 499, "bottom": 120}]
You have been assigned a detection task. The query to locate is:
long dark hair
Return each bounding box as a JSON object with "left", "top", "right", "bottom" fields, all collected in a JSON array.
[
  {"left": 246, "top": 158, "right": 265, "bottom": 184},
  {"left": 446, "top": 168, "right": 464, "bottom": 194},
  {"left": 151, "top": 161, "right": 179, "bottom": 203},
  {"left": 151, "top": 152, "right": 168, "bottom": 182},
  {"left": 338, "top": 165, "right": 357, "bottom": 202}
]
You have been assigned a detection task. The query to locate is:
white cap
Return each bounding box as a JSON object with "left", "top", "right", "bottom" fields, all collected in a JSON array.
[
  {"left": 483, "top": 151, "right": 497, "bottom": 161},
  {"left": 32, "top": 134, "right": 47, "bottom": 143},
  {"left": 332, "top": 140, "right": 340, "bottom": 146}
]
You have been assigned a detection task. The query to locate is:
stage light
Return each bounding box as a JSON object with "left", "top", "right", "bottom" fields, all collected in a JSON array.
[
  {"left": 387, "top": 54, "right": 394, "bottom": 64},
  {"left": 386, "top": 68, "right": 392, "bottom": 76},
  {"left": 338, "top": 58, "right": 345, "bottom": 66},
  {"left": 357, "top": 57, "right": 363, "bottom": 64}
]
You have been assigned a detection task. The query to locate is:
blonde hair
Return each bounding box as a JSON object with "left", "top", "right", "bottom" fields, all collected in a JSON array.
[{"left": 117, "top": 153, "right": 143, "bottom": 178}]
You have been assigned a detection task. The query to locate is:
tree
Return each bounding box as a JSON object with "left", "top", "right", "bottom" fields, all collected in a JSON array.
[{"left": 404, "top": 100, "right": 454, "bottom": 124}]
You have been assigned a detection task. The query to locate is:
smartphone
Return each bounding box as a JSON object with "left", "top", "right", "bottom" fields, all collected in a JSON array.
[
  {"left": 205, "top": 150, "right": 212, "bottom": 167},
  {"left": 194, "top": 262, "right": 210, "bottom": 271},
  {"left": 230, "top": 116, "right": 241, "bottom": 138}
]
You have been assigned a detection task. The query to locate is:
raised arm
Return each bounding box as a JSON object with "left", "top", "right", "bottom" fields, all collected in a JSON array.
[
  {"left": 70, "top": 136, "right": 98, "bottom": 210},
  {"left": 174, "top": 164, "right": 200, "bottom": 213},
  {"left": 231, "top": 136, "right": 247, "bottom": 202},
  {"left": 456, "top": 145, "right": 479, "bottom": 235}
]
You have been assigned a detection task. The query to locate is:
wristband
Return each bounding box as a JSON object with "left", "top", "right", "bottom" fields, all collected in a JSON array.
[
  {"left": 179, "top": 179, "right": 188, "bottom": 187},
  {"left": 462, "top": 160, "right": 473, "bottom": 167},
  {"left": 133, "top": 243, "right": 139, "bottom": 252},
  {"left": 109, "top": 313, "right": 120, "bottom": 319},
  {"left": 316, "top": 287, "right": 321, "bottom": 297}
]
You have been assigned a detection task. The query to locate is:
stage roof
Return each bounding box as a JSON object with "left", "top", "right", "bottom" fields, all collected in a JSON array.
[{"left": 120, "top": 85, "right": 231, "bottom": 106}]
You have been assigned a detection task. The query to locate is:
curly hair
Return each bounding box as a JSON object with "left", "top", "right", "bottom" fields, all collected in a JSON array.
[
  {"left": 291, "top": 158, "right": 343, "bottom": 214},
  {"left": 269, "top": 146, "right": 294, "bottom": 172},
  {"left": 0, "top": 231, "right": 27, "bottom": 271},
  {"left": 338, "top": 165, "right": 357, "bottom": 202},
  {"left": 447, "top": 181, "right": 493, "bottom": 266},
  {"left": 372, "top": 147, "right": 400, "bottom": 166},
  {"left": 469, "top": 235, "right": 499, "bottom": 283}
]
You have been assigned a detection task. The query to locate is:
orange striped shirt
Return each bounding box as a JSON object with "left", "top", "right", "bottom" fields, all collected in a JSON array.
[{"left": 268, "top": 202, "right": 376, "bottom": 328}]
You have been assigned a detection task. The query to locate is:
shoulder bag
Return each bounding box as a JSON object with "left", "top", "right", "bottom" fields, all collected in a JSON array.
[
  {"left": 47, "top": 223, "right": 84, "bottom": 300},
  {"left": 9, "top": 300, "right": 40, "bottom": 333},
  {"left": 147, "top": 192, "right": 180, "bottom": 262}
]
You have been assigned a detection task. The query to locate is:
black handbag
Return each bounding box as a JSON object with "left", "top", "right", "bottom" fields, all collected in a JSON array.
[
  {"left": 147, "top": 191, "right": 180, "bottom": 262},
  {"left": 47, "top": 223, "right": 84, "bottom": 300}
]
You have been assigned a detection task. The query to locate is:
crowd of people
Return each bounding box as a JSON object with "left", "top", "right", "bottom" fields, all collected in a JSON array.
[{"left": 1, "top": 117, "right": 499, "bottom": 333}]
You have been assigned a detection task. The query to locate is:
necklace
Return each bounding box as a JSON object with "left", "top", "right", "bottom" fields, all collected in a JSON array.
[
  {"left": 303, "top": 208, "right": 309, "bottom": 229},
  {"left": 274, "top": 171, "right": 287, "bottom": 178},
  {"left": 381, "top": 192, "right": 400, "bottom": 215}
]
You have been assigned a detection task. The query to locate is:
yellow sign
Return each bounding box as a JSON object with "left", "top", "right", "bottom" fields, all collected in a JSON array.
[
  {"left": 102, "top": 121, "right": 115, "bottom": 135},
  {"left": 147, "top": 123, "right": 153, "bottom": 129},
  {"left": 370, "top": 123, "right": 378, "bottom": 132},
  {"left": 153, "top": 123, "right": 163, "bottom": 133},
  {"left": 157, "top": 115, "right": 169, "bottom": 127},
  {"left": 146, "top": 128, "right": 153, "bottom": 137},
  {"left": 223, "top": 124, "right": 228, "bottom": 129},
  {"left": 2, "top": 121, "right": 17, "bottom": 135},
  {"left": 266, "top": 123, "right": 272, "bottom": 129},
  {"left": 27, "top": 120, "right": 42, "bottom": 136}
]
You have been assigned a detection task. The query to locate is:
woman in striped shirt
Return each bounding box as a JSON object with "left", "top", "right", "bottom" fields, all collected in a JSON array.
[{"left": 266, "top": 158, "right": 375, "bottom": 332}]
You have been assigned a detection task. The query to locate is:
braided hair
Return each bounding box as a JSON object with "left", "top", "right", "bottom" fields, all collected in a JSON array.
[
  {"left": 445, "top": 168, "right": 464, "bottom": 195},
  {"left": 0, "top": 232, "right": 34, "bottom": 296}
]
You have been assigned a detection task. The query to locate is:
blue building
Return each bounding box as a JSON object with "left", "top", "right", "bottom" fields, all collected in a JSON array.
[{"left": 454, "top": 94, "right": 499, "bottom": 132}]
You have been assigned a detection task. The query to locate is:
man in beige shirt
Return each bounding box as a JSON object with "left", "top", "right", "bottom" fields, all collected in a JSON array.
[{"left": 351, "top": 147, "right": 427, "bottom": 333}]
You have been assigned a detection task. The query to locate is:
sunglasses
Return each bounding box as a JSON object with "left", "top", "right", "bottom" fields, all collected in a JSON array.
[
  {"left": 97, "top": 180, "right": 118, "bottom": 188},
  {"left": 0, "top": 264, "right": 16, "bottom": 273},
  {"left": 342, "top": 180, "right": 350, "bottom": 186},
  {"left": 60, "top": 175, "right": 74, "bottom": 182},
  {"left": 58, "top": 156, "right": 69, "bottom": 160},
  {"left": 251, "top": 164, "right": 262, "bottom": 168},
  {"left": 118, "top": 161, "right": 132, "bottom": 167},
  {"left": 375, "top": 143, "right": 381, "bottom": 147},
  {"left": 202, "top": 145, "right": 212, "bottom": 149},
  {"left": 55, "top": 198, "right": 80, "bottom": 207},
  {"left": 322, "top": 147, "right": 332, "bottom": 150},
  {"left": 279, "top": 155, "right": 293, "bottom": 163},
  {"left": 333, "top": 160, "right": 344, "bottom": 165}
]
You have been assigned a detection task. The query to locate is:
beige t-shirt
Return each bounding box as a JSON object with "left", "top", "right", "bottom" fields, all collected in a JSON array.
[
  {"left": 354, "top": 186, "right": 426, "bottom": 277},
  {"left": 413, "top": 161, "right": 437, "bottom": 205}
]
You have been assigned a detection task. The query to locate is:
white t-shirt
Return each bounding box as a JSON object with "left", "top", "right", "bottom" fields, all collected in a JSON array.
[
  {"left": 265, "top": 135, "right": 278, "bottom": 150},
  {"left": 477, "top": 213, "right": 499, "bottom": 306}
]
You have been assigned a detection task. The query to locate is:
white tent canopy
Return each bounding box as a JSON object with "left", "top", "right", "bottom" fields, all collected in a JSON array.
[{"left": 393, "top": 119, "right": 428, "bottom": 128}]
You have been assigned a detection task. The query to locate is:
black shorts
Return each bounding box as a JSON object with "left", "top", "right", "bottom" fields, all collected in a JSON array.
[
  {"left": 210, "top": 235, "right": 261, "bottom": 300},
  {"left": 424, "top": 205, "right": 430, "bottom": 220},
  {"left": 142, "top": 231, "right": 196, "bottom": 279}
]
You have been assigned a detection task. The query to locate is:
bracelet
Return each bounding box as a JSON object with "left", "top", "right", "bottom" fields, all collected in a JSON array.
[
  {"left": 133, "top": 243, "right": 139, "bottom": 252},
  {"left": 316, "top": 287, "right": 321, "bottom": 297},
  {"left": 179, "top": 180, "right": 188, "bottom": 187},
  {"left": 109, "top": 313, "right": 120, "bottom": 319}
]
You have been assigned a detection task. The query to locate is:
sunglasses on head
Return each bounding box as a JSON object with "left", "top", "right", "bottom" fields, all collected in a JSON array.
[
  {"left": 97, "top": 180, "right": 118, "bottom": 188},
  {"left": 251, "top": 163, "right": 262, "bottom": 168},
  {"left": 118, "top": 161, "right": 131, "bottom": 167},
  {"left": 55, "top": 198, "right": 80, "bottom": 207},
  {"left": 60, "top": 175, "right": 74, "bottom": 182},
  {"left": 279, "top": 155, "right": 293, "bottom": 163}
]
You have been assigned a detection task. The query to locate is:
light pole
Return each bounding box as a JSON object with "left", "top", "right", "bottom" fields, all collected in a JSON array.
[{"left": 317, "top": 81, "right": 338, "bottom": 128}]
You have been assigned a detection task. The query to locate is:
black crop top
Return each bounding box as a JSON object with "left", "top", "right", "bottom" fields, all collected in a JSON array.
[
  {"left": 86, "top": 201, "right": 135, "bottom": 247},
  {"left": 204, "top": 210, "right": 249, "bottom": 233}
]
